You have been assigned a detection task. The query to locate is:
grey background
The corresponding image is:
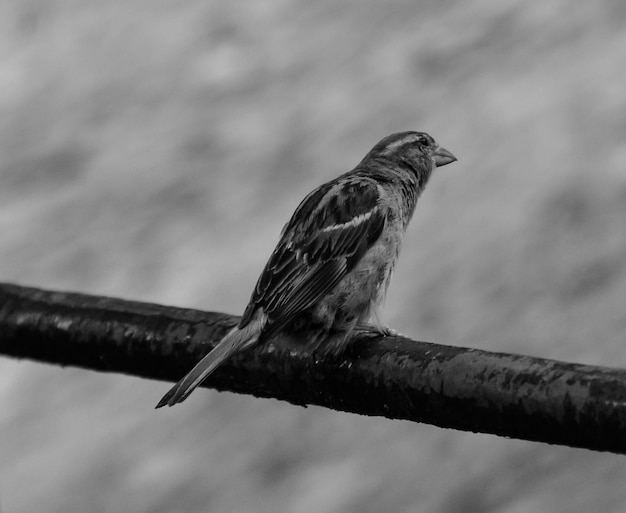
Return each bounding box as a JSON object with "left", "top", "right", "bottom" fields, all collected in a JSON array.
[{"left": 1, "top": 1, "right": 626, "bottom": 512}]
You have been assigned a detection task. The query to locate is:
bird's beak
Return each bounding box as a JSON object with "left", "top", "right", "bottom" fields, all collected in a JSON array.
[{"left": 433, "top": 146, "right": 457, "bottom": 167}]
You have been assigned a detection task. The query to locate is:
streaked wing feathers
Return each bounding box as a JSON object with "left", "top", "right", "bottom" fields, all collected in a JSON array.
[{"left": 239, "top": 178, "right": 385, "bottom": 335}]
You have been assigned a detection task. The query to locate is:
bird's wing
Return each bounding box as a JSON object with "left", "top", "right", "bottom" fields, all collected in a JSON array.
[{"left": 240, "top": 176, "right": 386, "bottom": 338}]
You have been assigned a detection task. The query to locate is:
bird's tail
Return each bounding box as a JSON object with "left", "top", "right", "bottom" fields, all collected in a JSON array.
[{"left": 155, "top": 316, "right": 264, "bottom": 408}]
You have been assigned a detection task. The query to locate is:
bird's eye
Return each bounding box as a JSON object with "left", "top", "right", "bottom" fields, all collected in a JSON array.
[{"left": 419, "top": 137, "right": 430, "bottom": 147}]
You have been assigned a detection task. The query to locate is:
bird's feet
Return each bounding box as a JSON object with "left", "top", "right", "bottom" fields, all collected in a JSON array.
[
  {"left": 355, "top": 301, "right": 404, "bottom": 337},
  {"left": 354, "top": 323, "right": 403, "bottom": 338}
]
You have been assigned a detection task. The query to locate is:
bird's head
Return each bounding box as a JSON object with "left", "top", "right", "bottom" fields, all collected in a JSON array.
[{"left": 368, "top": 131, "right": 457, "bottom": 174}]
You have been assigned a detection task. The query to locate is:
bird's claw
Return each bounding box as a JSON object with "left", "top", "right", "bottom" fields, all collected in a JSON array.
[
  {"left": 379, "top": 326, "right": 403, "bottom": 337},
  {"left": 355, "top": 323, "right": 403, "bottom": 338}
]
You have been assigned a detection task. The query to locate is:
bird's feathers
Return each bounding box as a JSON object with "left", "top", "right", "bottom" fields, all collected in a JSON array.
[
  {"left": 240, "top": 177, "right": 386, "bottom": 338},
  {"left": 155, "top": 314, "right": 266, "bottom": 407}
]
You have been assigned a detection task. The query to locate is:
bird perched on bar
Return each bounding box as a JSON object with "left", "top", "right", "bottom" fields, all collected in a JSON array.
[{"left": 156, "top": 131, "right": 456, "bottom": 408}]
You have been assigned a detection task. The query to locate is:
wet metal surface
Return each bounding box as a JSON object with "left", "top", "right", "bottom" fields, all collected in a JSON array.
[{"left": 1, "top": 282, "right": 625, "bottom": 453}]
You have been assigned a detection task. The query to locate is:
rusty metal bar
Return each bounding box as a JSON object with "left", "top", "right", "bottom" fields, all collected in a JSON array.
[{"left": 1, "top": 282, "right": 625, "bottom": 453}]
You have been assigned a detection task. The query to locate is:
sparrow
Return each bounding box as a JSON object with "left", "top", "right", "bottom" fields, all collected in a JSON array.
[{"left": 156, "top": 131, "right": 456, "bottom": 408}]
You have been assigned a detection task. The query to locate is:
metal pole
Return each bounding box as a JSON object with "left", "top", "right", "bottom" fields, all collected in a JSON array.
[{"left": 1, "top": 282, "right": 625, "bottom": 453}]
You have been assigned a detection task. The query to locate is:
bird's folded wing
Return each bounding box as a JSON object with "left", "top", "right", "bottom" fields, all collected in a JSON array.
[{"left": 240, "top": 177, "right": 386, "bottom": 338}]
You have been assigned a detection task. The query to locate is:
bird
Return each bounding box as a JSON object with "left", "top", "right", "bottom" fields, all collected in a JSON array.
[{"left": 156, "top": 131, "right": 456, "bottom": 408}]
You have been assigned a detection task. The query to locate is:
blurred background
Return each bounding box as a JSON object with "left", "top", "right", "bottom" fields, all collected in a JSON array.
[{"left": 1, "top": 0, "right": 626, "bottom": 511}]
